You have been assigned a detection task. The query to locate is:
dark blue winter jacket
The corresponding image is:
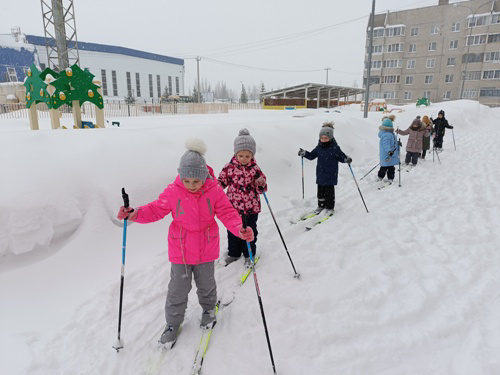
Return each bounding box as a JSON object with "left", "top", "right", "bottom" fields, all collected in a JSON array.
[{"left": 303, "top": 140, "right": 347, "bottom": 186}]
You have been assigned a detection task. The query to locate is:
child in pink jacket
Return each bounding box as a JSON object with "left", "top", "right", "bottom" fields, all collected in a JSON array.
[
  {"left": 117, "top": 139, "right": 253, "bottom": 348},
  {"left": 218, "top": 129, "right": 267, "bottom": 268}
]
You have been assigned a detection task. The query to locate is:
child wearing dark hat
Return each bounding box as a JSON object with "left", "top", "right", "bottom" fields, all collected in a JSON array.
[
  {"left": 298, "top": 122, "right": 351, "bottom": 215},
  {"left": 218, "top": 129, "right": 267, "bottom": 268},
  {"left": 116, "top": 138, "right": 254, "bottom": 348},
  {"left": 431, "top": 110, "right": 453, "bottom": 150}
]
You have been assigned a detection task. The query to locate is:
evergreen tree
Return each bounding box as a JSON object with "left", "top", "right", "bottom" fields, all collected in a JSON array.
[
  {"left": 240, "top": 84, "right": 248, "bottom": 104},
  {"left": 124, "top": 91, "right": 136, "bottom": 104},
  {"left": 259, "top": 82, "right": 266, "bottom": 103}
]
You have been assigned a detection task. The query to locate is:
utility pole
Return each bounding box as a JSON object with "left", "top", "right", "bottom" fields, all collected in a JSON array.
[
  {"left": 325, "top": 67, "right": 331, "bottom": 85},
  {"left": 363, "top": 0, "right": 376, "bottom": 119},
  {"left": 40, "top": 0, "right": 80, "bottom": 69},
  {"left": 196, "top": 56, "right": 201, "bottom": 103}
]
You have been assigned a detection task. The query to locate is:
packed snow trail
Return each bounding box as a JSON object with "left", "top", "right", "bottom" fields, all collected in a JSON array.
[{"left": 2, "top": 102, "right": 500, "bottom": 374}]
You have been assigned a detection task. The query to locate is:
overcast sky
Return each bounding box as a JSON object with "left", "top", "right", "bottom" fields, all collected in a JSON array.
[{"left": 0, "top": 0, "right": 441, "bottom": 94}]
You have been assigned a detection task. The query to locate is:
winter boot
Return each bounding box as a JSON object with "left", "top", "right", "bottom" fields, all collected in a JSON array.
[
  {"left": 201, "top": 308, "right": 216, "bottom": 329},
  {"left": 159, "top": 324, "right": 180, "bottom": 348},
  {"left": 324, "top": 209, "right": 334, "bottom": 216},
  {"left": 244, "top": 257, "right": 252, "bottom": 268},
  {"left": 222, "top": 256, "right": 239, "bottom": 267}
]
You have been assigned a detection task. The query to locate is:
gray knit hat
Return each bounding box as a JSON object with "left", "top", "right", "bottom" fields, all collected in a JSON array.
[
  {"left": 234, "top": 128, "right": 256, "bottom": 155},
  {"left": 319, "top": 122, "right": 334, "bottom": 141},
  {"left": 177, "top": 138, "right": 209, "bottom": 183}
]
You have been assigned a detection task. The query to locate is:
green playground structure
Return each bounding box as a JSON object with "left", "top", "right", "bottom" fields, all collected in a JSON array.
[{"left": 416, "top": 97, "right": 430, "bottom": 107}]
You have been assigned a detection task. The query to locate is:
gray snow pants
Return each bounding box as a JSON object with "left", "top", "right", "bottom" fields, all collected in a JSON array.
[{"left": 165, "top": 261, "right": 217, "bottom": 326}]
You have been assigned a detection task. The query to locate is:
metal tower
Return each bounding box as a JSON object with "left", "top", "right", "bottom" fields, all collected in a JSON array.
[{"left": 40, "top": 0, "right": 80, "bottom": 70}]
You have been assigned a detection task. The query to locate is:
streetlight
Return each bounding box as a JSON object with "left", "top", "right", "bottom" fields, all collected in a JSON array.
[{"left": 453, "top": 1, "right": 493, "bottom": 99}]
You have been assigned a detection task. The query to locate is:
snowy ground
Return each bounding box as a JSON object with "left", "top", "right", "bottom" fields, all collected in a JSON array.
[{"left": 1, "top": 101, "right": 500, "bottom": 375}]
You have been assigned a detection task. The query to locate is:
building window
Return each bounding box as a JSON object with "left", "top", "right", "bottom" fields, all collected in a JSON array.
[
  {"left": 407, "top": 59, "right": 416, "bottom": 69},
  {"left": 431, "top": 25, "right": 439, "bottom": 35},
  {"left": 7, "top": 67, "right": 18, "bottom": 82},
  {"left": 369, "top": 91, "right": 382, "bottom": 99},
  {"left": 385, "top": 26, "right": 405, "bottom": 37},
  {"left": 488, "top": 34, "right": 500, "bottom": 43},
  {"left": 370, "top": 45, "right": 384, "bottom": 54},
  {"left": 449, "top": 40, "right": 458, "bottom": 49},
  {"left": 451, "top": 23, "right": 461, "bottom": 32},
  {"left": 469, "top": 14, "right": 500, "bottom": 28},
  {"left": 135, "top": 73, "right": 141, "bottom": 97},
  {"left": 443, "top": 91, "right": 452, "bottom": 100},
  {"left": 385, "top": 43, "right": 404, "bottom": 53},
  {"left": 463, "top": 53, "right": 484, "bottom": 63},
  {"left": 482, "top": 70, "right": 500, "bottom": 79},
  {"left": 40, "top": 63, "right": 46, "bottom": 70},
  {"left": 404, "top": 91, "right": 412, "bottom": 100},
  {"left": 423, "top": 91, "right": 431, "bottom": 99},
  {"left": 175, "top": 77, "right": 180, "bottom": 94},
  {"left": 424, "top": 75, "right": 433, "bottom": 84},
  {"left": 467, "top": 34, "right": 487, "bottom": 46},
  {"left": 479, "top": 88, "right": 500, "bottom": 97},
  {"left": 111, "top": 70, "right": 118, "bottom": 96},
  {"left": 101, "top": 70, "right": 108, "bottom": 96},
  {"left": 168, "top": 76, "right": 172, "bottom": 94},
  {"left": 426, "top": 58, "right": 436, "bottom": 68},
  {"left": 157, "top": 75, "right": 161, "bottom": 97},
  {"left": 383, "top": 59, "right": 402, "bottom": 68},
  {"left": 366, "top": 60, "right": 382, "bottom": 69},
  {"left": 364, "top": 76, "right": 381, "bottom": 85},
  {"left": 149, "top": 74, "right": 154, "bottom": 98},
  {"left": 485, "top": 51, "right": 500, "bottom": 62},
  {"left": 372, "top": 28, "right": 385, "bottom": 38},
  {"left": 428, "top": 42, "right": 437, "bottom": 51},
  {"left": 447, "top": 57, "right": 456, "bottom": 66},
  {"left": 464, "top": 71, "right": 481, "bottom": 80},
  {"left": 410, "top": 27, "right": 419, "bottom": 37},
  {"left": 383, "top": 91, "right": 398, "bottom": 99},
  {"left": 383, "top": 75, "right": 400, "bottom": 84},
  {"left": 405, "top": 76, "right": 414, "bottom": 85},
  {"left": 445, "top": 74, "right": 454, "bottom": 83},
  {"left": 126, "top": 72, "right": 132, "bottom": 95},
  {"left": 463, "top": 89, "right": 478, "bottom": 98}
]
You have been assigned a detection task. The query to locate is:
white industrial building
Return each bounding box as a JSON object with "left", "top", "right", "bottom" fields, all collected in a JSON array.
[{"left": 1, "top": 32, "right": 185, "bottom": 101}]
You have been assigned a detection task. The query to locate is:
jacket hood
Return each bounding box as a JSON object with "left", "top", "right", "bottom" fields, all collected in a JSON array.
[{"left": 379, "top": 125, "right": 395, "bottom": 132}]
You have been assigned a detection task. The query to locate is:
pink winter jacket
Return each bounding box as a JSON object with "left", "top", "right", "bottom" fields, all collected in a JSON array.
[{"left": 134, "top": 166, "right": 242, "bottom": 265}]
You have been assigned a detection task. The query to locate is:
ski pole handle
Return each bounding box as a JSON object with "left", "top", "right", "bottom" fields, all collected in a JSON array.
[{"left": 122, "top": 188, "right": 129, "bottom": 208}]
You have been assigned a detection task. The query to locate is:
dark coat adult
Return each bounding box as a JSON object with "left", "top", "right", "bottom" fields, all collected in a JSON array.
[{"left": 303, "top": 139, "right": 347, "bottom": 186}]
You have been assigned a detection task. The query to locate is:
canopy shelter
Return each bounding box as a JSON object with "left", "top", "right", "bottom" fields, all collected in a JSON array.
[{"left": 261, "top": 83, "right": 365, "bottom": 110}]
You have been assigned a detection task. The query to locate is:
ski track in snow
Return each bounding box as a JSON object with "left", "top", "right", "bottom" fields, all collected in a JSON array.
[{"left": 3, "top": 103, "right": 500, "bottom": 375}]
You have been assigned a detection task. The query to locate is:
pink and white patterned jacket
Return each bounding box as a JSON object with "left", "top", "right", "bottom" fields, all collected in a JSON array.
[{"left": 218, "top": 156, "right": 267, "bottom": 215}]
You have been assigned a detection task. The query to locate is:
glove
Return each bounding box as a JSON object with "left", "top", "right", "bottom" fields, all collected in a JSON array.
[
  {"left": 345, "top": 156, "right": 352, "bottom": 164},
  {"left": 430, "top": 117, "right": 433, "bottom": 122},
  {"left": 398, "top": 140, "right": 403, "bottom": 147},
  {"left": 449, "top": 125, "right": 454, "bottom": 129},
  {"left": 388, "top": 151, "right": 394, "bottom": 157},
  {"left": 239, "top": 227, "right": 254, "bottom": 242},
  {"left": 298, "top": 148, "right": 306, "bottom": 157},
  {"left": 117, "top": 206, "right": 138, "bottom": 221},
  {"left": 255, "top": 176, "right": 266, "bottom": 187}
]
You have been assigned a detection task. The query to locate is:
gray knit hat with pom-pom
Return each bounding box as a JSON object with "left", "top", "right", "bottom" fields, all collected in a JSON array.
[
  {"left": 319, "top": 122, "right": 334, "bottom": 141},
  {"left": 234, "top": 128, "right": 256, "bottom": 155},
  {"left": 178, "top": 138, "right": 209, "bottom": 183}
]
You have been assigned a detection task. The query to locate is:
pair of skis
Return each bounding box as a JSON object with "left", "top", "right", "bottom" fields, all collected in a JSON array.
[{"left": 291, "top": 209, "right": 334, "bottom": 230}]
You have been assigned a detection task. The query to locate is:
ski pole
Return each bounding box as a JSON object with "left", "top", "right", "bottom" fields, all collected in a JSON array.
[
  {"left": 397, "top": 130, "right": 402, "bottom": 187},
  {"left": 113, "top": 188, "right": 130, "bottom": 352},
  {"left": 452, "top": 127, "right": 456, "bottom": 151},
  {"left": 262, "top": 192, "right": 300, "bottom": 278},
  {"left": 360, "top": 162, "right": 379, "bottom": 181},
  {"left": 348, "top": 164, "right": 369, "bottom": 213},
  {"left": 301, "top": 156, "right": 305, "bottom": 200},
  {"left": 435, "top": 146, "right": 441, "bottom": 164},
  {"left": 242, "top": 215, "right": 277, "bottom": 374}
]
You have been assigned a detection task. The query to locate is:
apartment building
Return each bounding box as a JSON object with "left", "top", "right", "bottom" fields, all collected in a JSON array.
[{"left": 363, "top": 0, "right": 500, "bottom": 106}]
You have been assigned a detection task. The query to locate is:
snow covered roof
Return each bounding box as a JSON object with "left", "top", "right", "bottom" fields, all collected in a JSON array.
[
  {"left": 261, "top": 83, "right": 365, "bottom": 100},
  {"left": 25, "top": 35, "right": 184, "bottom": 66}
]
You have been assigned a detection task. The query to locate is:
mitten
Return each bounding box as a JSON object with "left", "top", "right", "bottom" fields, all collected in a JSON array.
[
  {"left": 388, "top": 151, "right": 394, "bottom": 157},
  {"left": 345, "top": 156, "right": 352, "bottom": 164},
  {"left": 256, "top": 176, "right": 266, "bottom": 187},
  {"left": 239, "top": 227, "right": 254, "bottom": 242},
  {"left": 298, "top": 148, "right": 306, "bottom": 157},
  {"left": 117, "top": 206, "right": 138, "bottom": 221}
]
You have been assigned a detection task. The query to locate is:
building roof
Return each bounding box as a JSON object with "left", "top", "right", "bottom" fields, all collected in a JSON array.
[
  {"left": 262, "top": 83, "right": 365, "bottom": 99},
  {"left": 25, "top": 35, "right": 184, "bottom": 66}
]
